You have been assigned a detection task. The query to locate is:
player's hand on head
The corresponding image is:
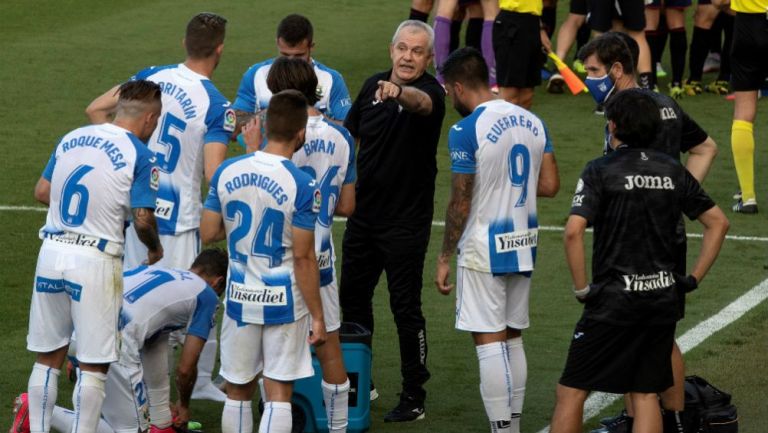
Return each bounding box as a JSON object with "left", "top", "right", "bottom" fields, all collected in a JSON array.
[
  {"left": 435, "top": 257, "right": 454, "bottom": 295},
  {"left": 308, "top": 318, "right": 327, "bottom": 346}
]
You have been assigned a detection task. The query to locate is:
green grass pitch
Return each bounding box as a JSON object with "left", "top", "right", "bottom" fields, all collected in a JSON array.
[{"left": 0, "top": 1, "right": 766, "bottom": 432}]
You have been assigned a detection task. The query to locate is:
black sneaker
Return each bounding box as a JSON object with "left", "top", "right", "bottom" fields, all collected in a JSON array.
[
  {"left": 590, "top": 412, "right": 632, "bottom": 433},
  {"left": 599, "top": 410, "right": 628, "bottom": 427},
  {"left": 383, "top": 393, "right": 425, "bottom": 422}
]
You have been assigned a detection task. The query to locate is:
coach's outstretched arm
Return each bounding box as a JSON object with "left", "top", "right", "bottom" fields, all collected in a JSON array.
[
  {"left": 133, "top": 207, "right": 163, "bottom": 264},
  {"left": 293, "top": 226, "right": 327, "bottom": 346},
  {"left": 537, "top": 153, "right": 560, "bottom": 197},
  {"left": 435, "top": 172, "right": 475, "bottom": 295},
  {"left": 200, "top": 209, "right": 226, "bottom": 244},
  {"left": 376, "top": 80, "right": 433, "bottom": 116},
  {"left": 86, "top": 85, "right": 121, "bottom": 124}
]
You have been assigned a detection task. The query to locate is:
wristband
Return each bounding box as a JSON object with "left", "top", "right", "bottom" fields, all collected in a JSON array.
[
  {"left": 573, "top": 285, "right": 590, "bottom": 299},
  {"left": 393, "top": 82, "right": 403, "bottom": 99}
]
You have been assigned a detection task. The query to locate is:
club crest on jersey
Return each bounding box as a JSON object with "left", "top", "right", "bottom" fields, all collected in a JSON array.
[
  {"left": 223, "top": 108, "right": 236, "bottom": 132},
  {"left": 312, "top": 189, "right": 322, "bottom": 213},
  {"left": 150, "top": 166, "right": 160, "bottom": 190}
]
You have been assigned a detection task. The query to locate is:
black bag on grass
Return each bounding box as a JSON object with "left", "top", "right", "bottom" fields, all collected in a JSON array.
[{"left": 684, "top": 375, "right": 739, "bottom": 433}]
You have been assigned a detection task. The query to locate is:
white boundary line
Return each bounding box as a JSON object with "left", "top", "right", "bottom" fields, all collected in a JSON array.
[
  {"left": 535, "top": 277, "right": 768, "bottom": 433},
  {"left": 2, "top": 206, "right": 766, "bottom": 243}
]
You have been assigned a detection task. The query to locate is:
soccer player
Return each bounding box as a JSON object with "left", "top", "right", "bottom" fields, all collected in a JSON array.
[
  {"left": 340, "top": 19, "right": 445, "bottom": 422},
  {"left": 24, "top": 80, "right": 162, "bottom": 433},
  {"left": 578, "top": 32, "right": 718, "bottom": 433},
  {"left": 241, "top": 56, "right": 356, "bottom": 432},
  {"left": 86, "top": 12, "right": 235, "bottom": 401},
  {"left": 551, "top": 89, "right": 729, "bottom": 433},
  {"left": 644, "top": 0, "right": 691, "bottom": 97},
  {"left": 22, "top": 249, "right": 228, "bottom": 433},
  {"left": 728, "top": 0, "right": 768, "bottom": 213},
  {"left": 201, "top": 90, "right": 326, "bottom": 433},
  {"left": 232, "top": 14, "right": 352, "bottom": 125},
  {"left": 434, "top": 47, "right": 560, "bottom": 433}
]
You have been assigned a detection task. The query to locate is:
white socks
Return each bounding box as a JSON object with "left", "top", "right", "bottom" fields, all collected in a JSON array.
[
  {"left": 259, "top": 402, "right": 292, "bottom": 433},
  {"left": 147, "top": 386, "right": 172, "bottom": 429},
  {"left": 322, "top": 379, "right": 350, "bottom": 432},
  {"left": 71, "top": 370, "right": 107, "bottom": 433},
  {"left": 28, "top": 363, "right": 60, "bottom": 433},
  {"left": 507, "top": 337, "right": 527, "bottom": 433},
  {"left": 50, "top": 406, "right": 114, "bottom": 433},
  {"left": 477, "top": 342, "right": 513, "bottom": 433},
  {"left": 222, "top": 399, "right": 253, "bottom": 433}
]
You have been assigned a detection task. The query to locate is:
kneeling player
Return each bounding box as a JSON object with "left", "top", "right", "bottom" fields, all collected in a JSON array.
[
  {"left": 12, "top": 250, "right": 227, "bottom": 433},
  {"left": 549, "top": 90, "right": 729, "bottom": 433}
]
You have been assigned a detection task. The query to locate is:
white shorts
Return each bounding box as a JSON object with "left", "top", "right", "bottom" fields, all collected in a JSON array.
[
  {"left": 101, "top": 361, "right": 149, "bottom": 433},
  {"left": 123, "top": 224, "right": 200, "bottom": 270},
  {"left": 319, "top": 281, "right": 341, "bottom": 333},
  {"left": 27, "top": 240, "right": 123, "bottom": 363},
  {"left": 219, "top": 314, "right": 313, "bottom": 384},
  {"left": 455, "top": 266, "right": 531, "bottom": 333}
]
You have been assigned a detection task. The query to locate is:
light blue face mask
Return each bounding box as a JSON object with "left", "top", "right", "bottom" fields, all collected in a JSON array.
[{"left": 585, "top": 74, "right": 616, "bottom": 104}]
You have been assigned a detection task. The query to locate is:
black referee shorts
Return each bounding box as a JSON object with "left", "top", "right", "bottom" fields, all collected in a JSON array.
[
  {"left": 493, "top": 10, "right": 543, "bottom": 89},
  {"left": 587, "top": 0, "right": 646, "bottom": 32},
  {"left": 559, "top": 317, "right": 675, "bottom": 394},
  {"left": 731, "top": 12, "right": 768, "bottom": 91},
  {"left": 571, "top": 0, "right": 588, "bottom": 15}
]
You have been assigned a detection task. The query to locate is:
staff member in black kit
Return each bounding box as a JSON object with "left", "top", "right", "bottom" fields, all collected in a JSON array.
[{"left": 340, "top": 19, "right": 445, "bottom": 423}]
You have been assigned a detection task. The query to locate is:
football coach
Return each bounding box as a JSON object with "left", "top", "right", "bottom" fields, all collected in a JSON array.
[
  {"left": 339, "top": 19, "right": 445, "bottom": 422},
  {"left": 550, "top": 89, "right": 729, "bottom": 433}
]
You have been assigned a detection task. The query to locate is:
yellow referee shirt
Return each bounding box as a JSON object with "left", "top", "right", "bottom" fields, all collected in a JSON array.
[
  {"left": 731, "top": 0, "right": 768, "bottom": 13},
  {"left": 499, "top": 0, "right": 543, "bottom": 16}
]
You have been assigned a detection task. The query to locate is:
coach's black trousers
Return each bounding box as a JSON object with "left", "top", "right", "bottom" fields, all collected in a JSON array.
[{"left": 339, "top": 217, "right": 431, "bottom": 400}]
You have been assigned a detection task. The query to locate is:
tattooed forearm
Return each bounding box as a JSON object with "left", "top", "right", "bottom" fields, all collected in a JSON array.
[{"left": 440, "top": 173, "right": 474, "bottom": 259}]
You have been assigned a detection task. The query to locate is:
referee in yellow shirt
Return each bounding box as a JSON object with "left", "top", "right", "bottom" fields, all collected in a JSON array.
[
  {"left": 493, "top": 0, "right": 551, "bottom": 109},
  {"left": 730, "top": 0, "right": 768, "bottom": 213}
]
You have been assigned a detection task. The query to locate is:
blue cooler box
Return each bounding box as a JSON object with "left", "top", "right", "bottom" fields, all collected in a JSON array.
[{"left": 292, "top": 322, "right": 371, "bottom": 433}]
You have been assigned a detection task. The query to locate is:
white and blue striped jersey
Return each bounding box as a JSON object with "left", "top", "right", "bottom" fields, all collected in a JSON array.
[
  {"left": 449, "top": 99, "right": 553, "bottom": 274},
  {"left": 291, "top": 115, "right": 356, "bottom": 287},
  {"left": 118, "top": 265, "right": 218, "bottom": 365},
  {"left": 204, "top": 151, "right": 320, "bottom": 325},
  {"left": 40, "top": 123, "right": 157, "bottom": 246},
  {"left": 233, "top": 58, "right": 352, "bottom": 121},
  {"left": 132, "top": 64, "right": 236, "bottom": 235}
]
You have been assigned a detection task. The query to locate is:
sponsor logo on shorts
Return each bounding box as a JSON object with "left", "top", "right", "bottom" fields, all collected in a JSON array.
[
  {"left": 317, "top": 250, "right": 332, "bottom": 269},
  {"left": 154, "top": 198, "right": 175, "bottom": 220},
  {"left": 223, "top": 108, "right": 236, "bottom": 132},
  {"left": 494, "top": 229, "right": 538, "bottom": 253},
  {"left": 229, "top": 282, "right": 287, "bottom": 306},
  {"left": 35, "top": 277, "right": 82, "bottom": 301},
  {"left": 622, "top": 271, "right": 675, "bottom": 292}
]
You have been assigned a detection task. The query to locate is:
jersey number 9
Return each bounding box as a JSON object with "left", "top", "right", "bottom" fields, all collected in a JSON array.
[{"left": 508, "top": 144, "right": 531, "bottom": 208}]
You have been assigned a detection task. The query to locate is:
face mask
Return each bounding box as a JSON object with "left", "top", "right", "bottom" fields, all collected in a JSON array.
[{"left": 585, "top": 74, "right": 615, "bottom": 104}]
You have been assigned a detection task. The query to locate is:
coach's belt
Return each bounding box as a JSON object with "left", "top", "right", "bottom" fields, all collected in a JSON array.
[{"left": 42, "top": 231, "right": 123, "bottom": 256}]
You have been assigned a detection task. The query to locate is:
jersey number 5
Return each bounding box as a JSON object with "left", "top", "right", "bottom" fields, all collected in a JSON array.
[
  {"left": 508, "top": 144, "right": 531, "bottom": 208},
  {"left": 156, "top": 113, "right": 187, "bottom": 173}
]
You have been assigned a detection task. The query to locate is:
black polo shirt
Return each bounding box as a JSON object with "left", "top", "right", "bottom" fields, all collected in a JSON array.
[
  {"left": 344, "top": 70, "right": 446, "bottom": 226},
  {"left": 570, "top": 147, "right": 715, "bottom": 326}
]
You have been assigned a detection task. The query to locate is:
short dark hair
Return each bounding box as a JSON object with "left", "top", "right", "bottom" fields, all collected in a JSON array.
[
  {"left": 191, "top": 248, "right": 228, "bottom": 279},
  {"left": 604, "top": 89, "right": 661, "bottom": 147},
  {"left": 266, "top": 90, "right": 309, "bottom": 142},
  {"left": 277, "top": 14, "right": 313, "bottom": 45},
  {"left": 185, "top": 12, "right": 227, "bottom": 59},
  {"left": 577, "top": 32, "right": 635, "bottom": 75},
  {"left": 440, "top": 47, "right": 489, "bottom": 88},
  {"left": 266, "top": 57, "right": 320, "bottom": 106},
  {"left": 117, "top": 80, "right": 162, "bottom": 117}
]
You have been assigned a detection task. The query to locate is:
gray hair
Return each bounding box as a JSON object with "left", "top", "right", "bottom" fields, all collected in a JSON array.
[{"left": 391, "top": 20, "right": 434, "bottom": 53}]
